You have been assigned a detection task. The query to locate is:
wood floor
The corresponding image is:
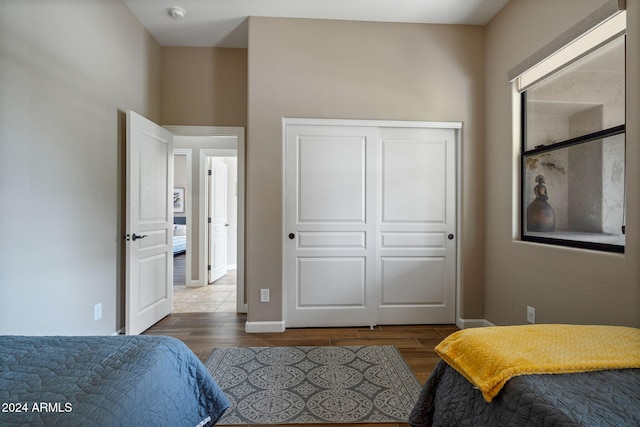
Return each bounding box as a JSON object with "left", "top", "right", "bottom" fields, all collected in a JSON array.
[{"left": 144, "top": 312, "right": 457, "bottom": 427}]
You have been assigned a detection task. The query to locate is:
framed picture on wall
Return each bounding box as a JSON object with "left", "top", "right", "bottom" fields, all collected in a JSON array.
[{"left": 173, "top": 188, "right": 185, "bottom": 213}]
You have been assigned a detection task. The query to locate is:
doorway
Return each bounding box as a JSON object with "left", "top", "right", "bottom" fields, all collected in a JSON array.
[{"left": 166, "top": 126, "right": 246, "bottom": 314}]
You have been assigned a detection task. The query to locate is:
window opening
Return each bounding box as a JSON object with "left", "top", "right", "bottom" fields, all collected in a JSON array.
[{"left": 520, "top": 34, "right": 625, "bottom": 253}]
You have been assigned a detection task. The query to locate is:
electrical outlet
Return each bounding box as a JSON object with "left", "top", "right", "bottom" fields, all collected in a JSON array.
[
  {"left": 94, "top": 303, "right": 102, "bottom": 322},
  {"left": 527, "top": 306, "right": 535, "bottom": 324},
  {"left": 260, "top": 289, "right": 270, "bottom": 303}
]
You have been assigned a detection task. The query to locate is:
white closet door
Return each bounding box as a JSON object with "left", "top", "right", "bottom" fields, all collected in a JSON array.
[
  {"left": 284, "top": 121, "right": 457, "bottom": 328},
  {"left": 284, "top": 124, "right": 378, "bottom": 328},
  {"left": 376, "top": 127, "right": 456, "bottom": 325}
]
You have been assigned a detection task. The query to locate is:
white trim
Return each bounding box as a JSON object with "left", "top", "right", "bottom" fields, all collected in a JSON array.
[
  {"left": 245, "top": 321, "right": 286, "bottom": 333},
  {"left": 514, "top": 10, "right": 626, "bottom": 91},
  {"left": 164, "top": 125, "right": 244, "bottom": 136},
  {"left": 283, "top": 117, "right": 462, "bottom": 130},
  {"left": 456, "top": 318, "right": 495, "bottom": 329},
  {"left": 509, "top": 0, "right": 626, "bottom": 81},
  {"left": 454, "top": 127, "right": 463, "bottom": 331}
]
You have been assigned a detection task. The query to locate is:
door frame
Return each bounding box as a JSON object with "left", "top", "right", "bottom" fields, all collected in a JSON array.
[
  {"left": 165, "top": 126, "right": 246, "bottom": 314},
  {"left": 281, "top": 117, "right": 462, "bottom": 328}
]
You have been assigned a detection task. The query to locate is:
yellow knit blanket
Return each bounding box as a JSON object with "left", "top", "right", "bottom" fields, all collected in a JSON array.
[{"left": 435, "top": 324, "right": 640, "bottom": 402}]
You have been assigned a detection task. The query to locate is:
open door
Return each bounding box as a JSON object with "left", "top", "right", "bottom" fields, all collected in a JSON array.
[
  {"left": 125, "top": 111, "right": 173, "bottom": 335},
  {"left": 208, "top": 159, "right": 228, "bottom": 283}
]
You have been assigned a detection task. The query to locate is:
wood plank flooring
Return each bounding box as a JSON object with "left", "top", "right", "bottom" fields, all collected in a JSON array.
[{"left": 144, "top": 312, "right": 457, "bottom": 427}]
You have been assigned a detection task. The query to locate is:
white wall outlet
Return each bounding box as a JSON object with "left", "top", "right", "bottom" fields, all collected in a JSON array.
[
  {"left": 94, "top": 303, "right": 102, "bottom": 322},
  {"left": 527, "top": 306, "right": 535, "bottom": 324},
  {"left": 260, "top": 289, "right": 270, "bottom": 303}
]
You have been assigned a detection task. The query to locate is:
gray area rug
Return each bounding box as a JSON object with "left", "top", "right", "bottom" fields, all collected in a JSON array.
[{"left": 205, "top": 345, "right": 421, "bottom": 424}]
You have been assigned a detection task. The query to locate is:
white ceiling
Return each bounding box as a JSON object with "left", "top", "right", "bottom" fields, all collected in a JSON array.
[{"left": 122, "top": 0, "right": 510, "bottom": 48}]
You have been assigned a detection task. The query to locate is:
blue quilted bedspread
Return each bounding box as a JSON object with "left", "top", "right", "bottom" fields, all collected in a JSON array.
[{"left": 0, "top": 335, "right": 229, "bottom": 426}]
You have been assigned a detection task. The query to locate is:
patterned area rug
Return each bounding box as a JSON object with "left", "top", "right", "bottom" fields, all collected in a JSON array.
[{"left": 204, "top": 346, "right": 421, "bottom": 425}]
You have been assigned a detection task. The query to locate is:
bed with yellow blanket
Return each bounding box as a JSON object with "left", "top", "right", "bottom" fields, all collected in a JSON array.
[{"left": 409, "top": 324, "right": 640, "bottom": 427}]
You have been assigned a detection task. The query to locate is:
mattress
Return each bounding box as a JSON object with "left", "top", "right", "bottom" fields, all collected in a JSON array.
[{"left": 173, "top": 235, "right": 187, "bottom": 253}]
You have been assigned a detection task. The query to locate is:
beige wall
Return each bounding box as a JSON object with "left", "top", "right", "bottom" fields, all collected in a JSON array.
[
  {"left": 246, "top": 17, "right": 487, "bottom": 323},
  {"left": 5, "top": 1, "right": 632, "bottom": 335},
  {"left": 161, "top": 47, "right": 247, "bottom": 127},
  {"left": 484, "top": 0, "right": 640, "bottom": 326},
  {"left": 0, "top": 0, "right": 161, "bottom": 334}
]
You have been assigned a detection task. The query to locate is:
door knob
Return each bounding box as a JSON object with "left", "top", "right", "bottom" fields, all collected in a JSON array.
[
  {"left": 288, "top": 233, "right": 295, "bottom": 240},
  {"left": 448, "top": 234, "right": 454, "bottom": 240},
  {"left": 132, "top": 233, "right": 148, "bottom": 241}
]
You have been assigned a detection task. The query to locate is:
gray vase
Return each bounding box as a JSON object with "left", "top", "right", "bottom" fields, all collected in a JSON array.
[{"left": 527, "top": 175, "right": 555, "bottom": 232}]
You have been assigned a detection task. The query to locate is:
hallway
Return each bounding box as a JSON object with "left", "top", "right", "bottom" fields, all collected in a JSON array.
[{"left": 172, "top": 254, "right": 237, "bottom": 313}]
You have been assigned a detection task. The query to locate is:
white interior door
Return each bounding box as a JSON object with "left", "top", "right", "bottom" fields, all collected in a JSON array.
[
  {"left": 208, "top": 159, "right": 228, "bottom": 283},
  {"left": 285, "top": 124, "right": 379, "bottom": 328},
  {"left": 125, "top": 111, "right": 173, "bottom": 335},
  {"left": 285, "top": 120, "right": 457, "bottom": 328}
]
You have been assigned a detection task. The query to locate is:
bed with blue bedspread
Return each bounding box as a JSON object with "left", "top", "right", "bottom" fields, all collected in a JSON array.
[{"left": 0, "top": 335, "right": 229, "bottom": 426}]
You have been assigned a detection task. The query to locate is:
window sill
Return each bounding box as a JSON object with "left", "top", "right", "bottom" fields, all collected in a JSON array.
[{"left": 523, "top": 231, "right": 624, "bottom": 253}]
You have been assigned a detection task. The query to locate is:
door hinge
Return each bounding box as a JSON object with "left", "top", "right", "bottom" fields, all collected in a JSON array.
[
  {"left": 208, "top": 169, "right": 212, "bottom": 176},
  {"left": 207, "top": 265, "right": 211, "bottom": 271},
  {"left": 208, "top": 217, "right": 211, "bottom": 224}
]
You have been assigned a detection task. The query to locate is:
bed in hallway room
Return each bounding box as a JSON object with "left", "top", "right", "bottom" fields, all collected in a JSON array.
[
  {"left": 173, "top": 216, "right": 187, "bottom": 255},
  {"left": 0, "top": 335, "right": 229, "bottom": 426}
]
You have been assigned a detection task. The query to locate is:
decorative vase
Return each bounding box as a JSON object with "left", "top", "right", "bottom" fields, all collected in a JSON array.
[{"left": 527, "top": 175, "right": 555, "bottom": 232}]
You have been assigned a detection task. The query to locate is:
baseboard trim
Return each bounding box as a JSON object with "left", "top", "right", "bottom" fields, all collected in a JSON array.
[
  {"left": 245, "top": 321, "right": 286, "bottom": 333},
  {"left": 456, "top": 318, "right": 495, "bottom": 329},
  {"left": 246, "top": 319, "right": 493, "bottom": 332},
  {"left": 186, "top": 279, "right": 206, "bottom": 288}
]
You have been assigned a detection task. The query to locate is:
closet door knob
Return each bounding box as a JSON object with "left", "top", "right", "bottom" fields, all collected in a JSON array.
[
  {"left": 448, "top": 234, "right": 454, "bottom": 240},
  {"left": 288, "top": 233, "right": 295, "bottom": 240}
]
